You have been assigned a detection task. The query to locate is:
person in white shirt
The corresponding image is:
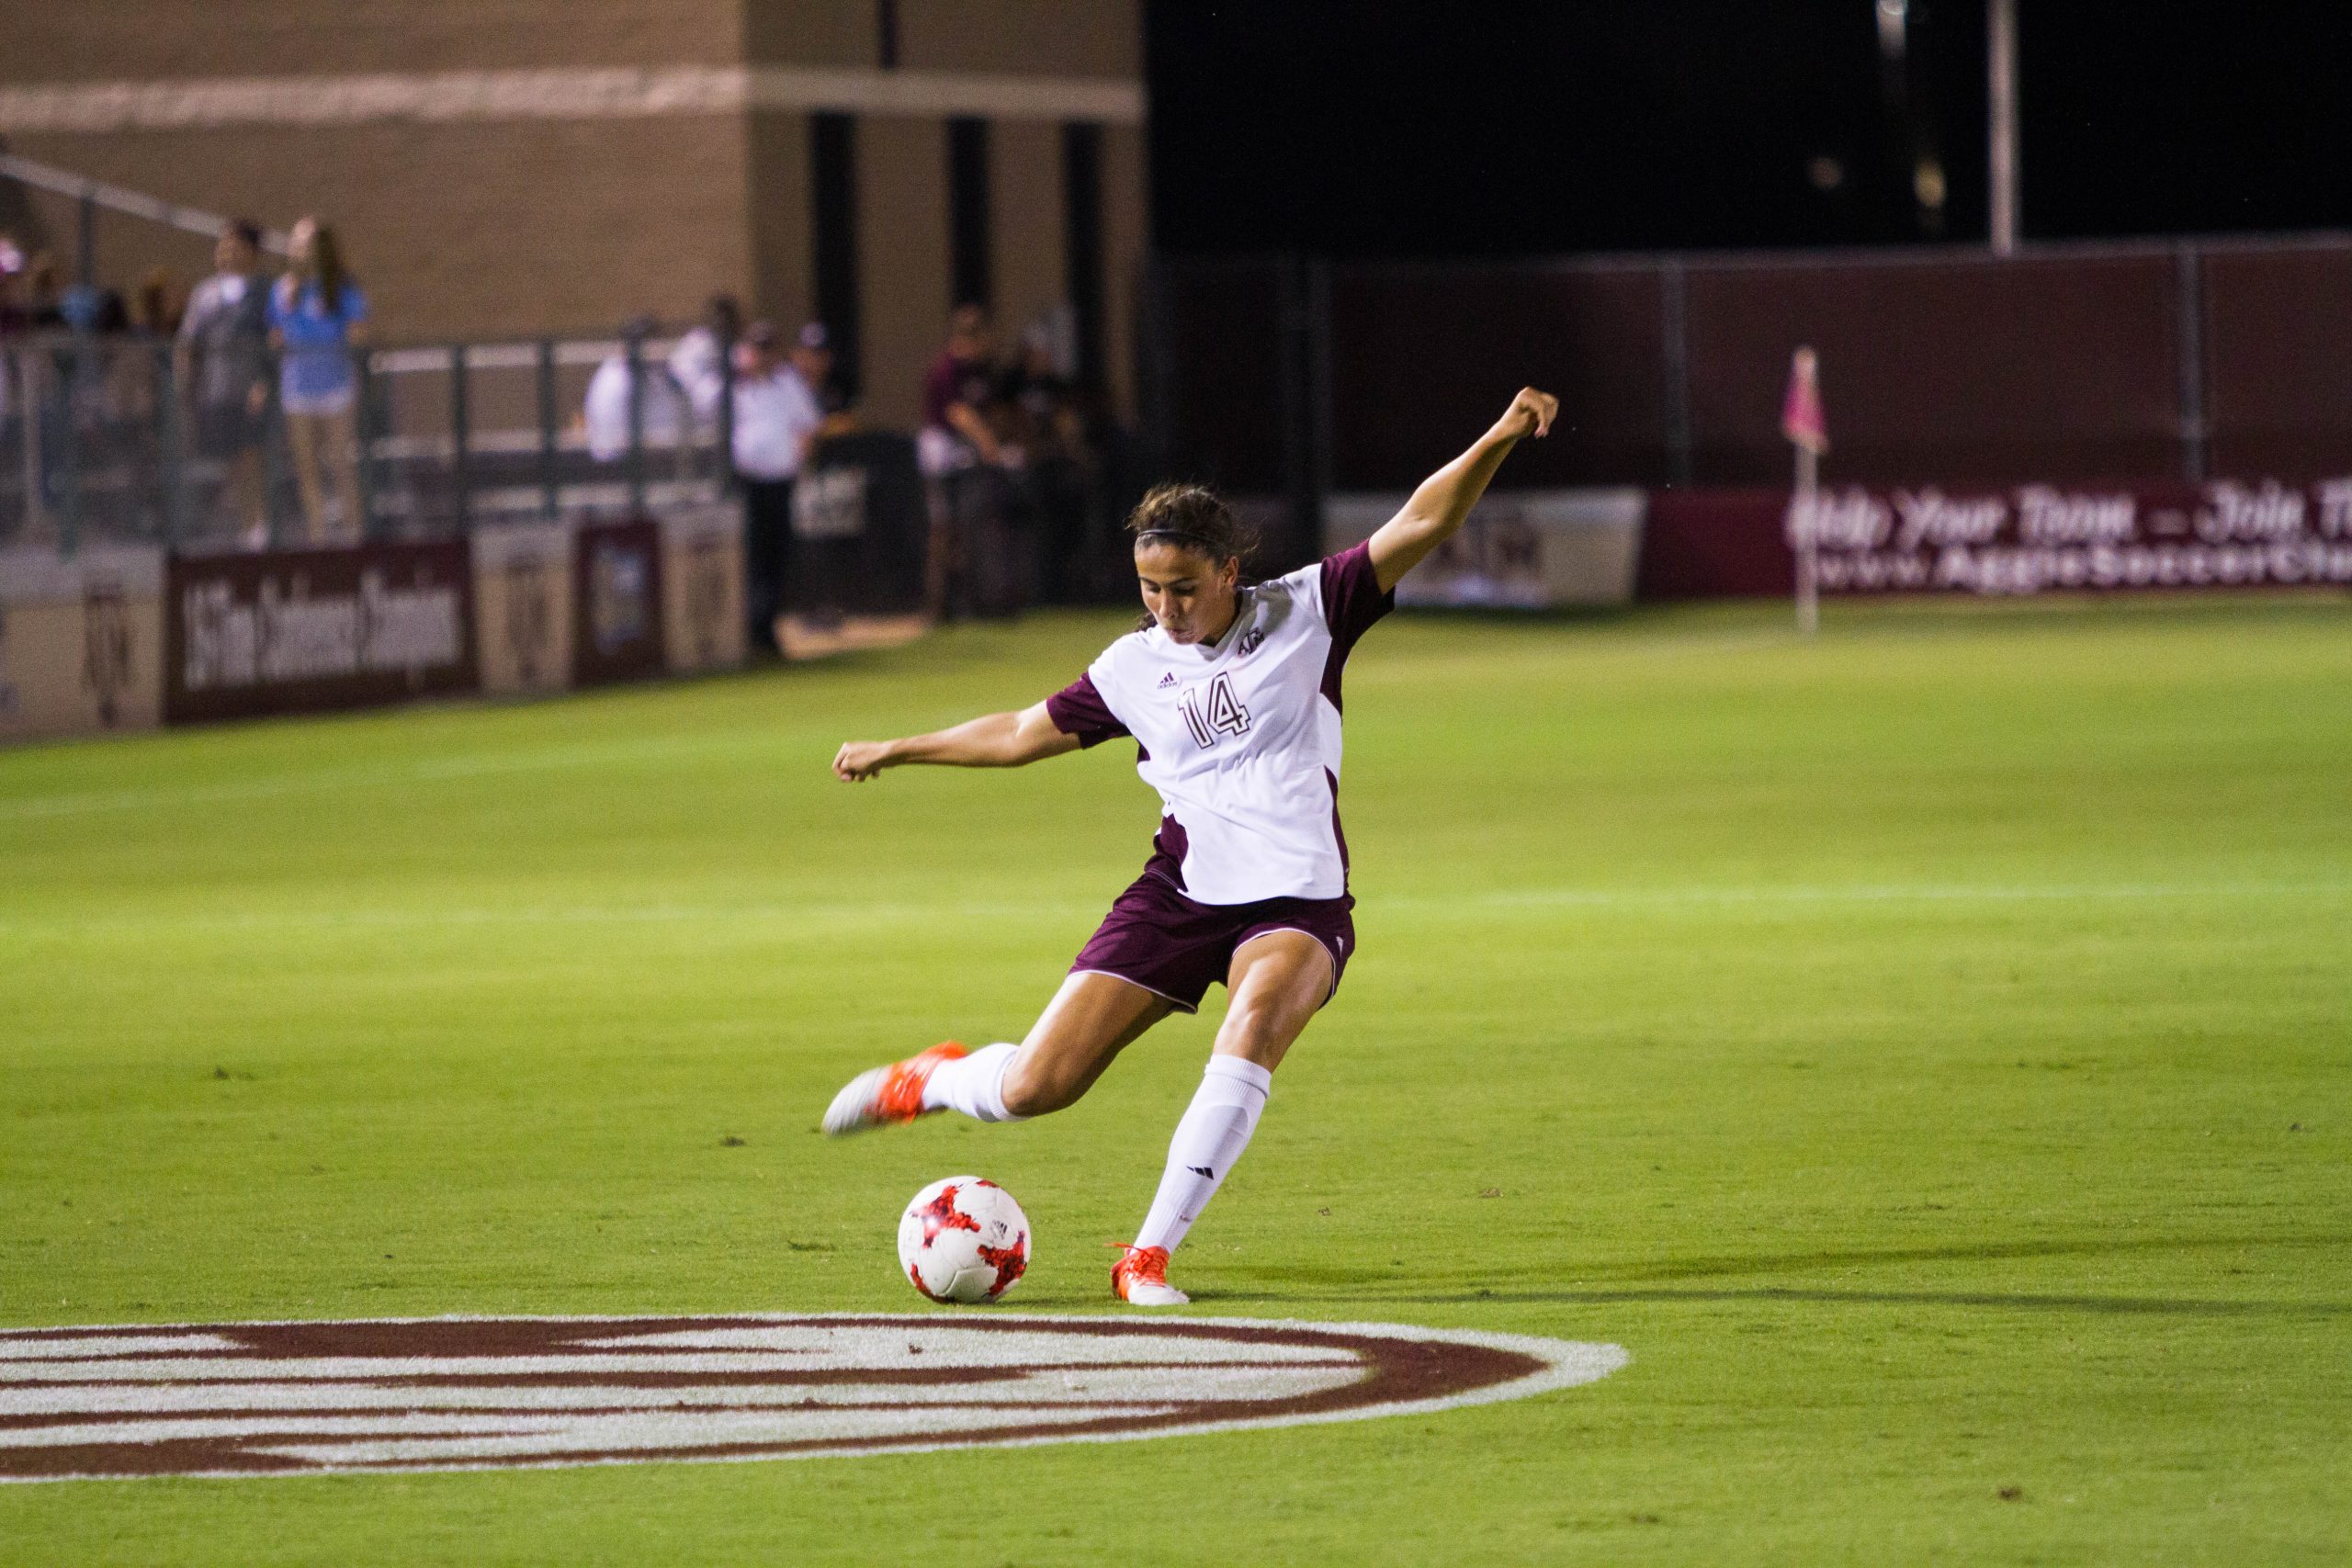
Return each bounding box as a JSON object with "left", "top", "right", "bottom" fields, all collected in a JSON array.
[
  {"left": 731, "top": 321, "right": 828, "bottom": 655},
  {"left": 820, "top": 387, "right": 1560, "bottom": 1305},
  {"left": 582, "top": 316, "right": 690, "bottom": 464},
  {"left": 668, "top": 293, "right": 742, "bottom": 428}
]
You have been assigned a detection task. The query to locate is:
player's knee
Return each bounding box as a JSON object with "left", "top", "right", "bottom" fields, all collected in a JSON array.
[
  {"left": 1001, "top": 1056, "right": 1082, "bottom": 1117},
  {"left": 1214, "top": 1004, "right": 1291, "bottom": 1064}
]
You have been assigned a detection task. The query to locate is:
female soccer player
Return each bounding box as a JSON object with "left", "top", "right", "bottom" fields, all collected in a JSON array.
[{"left": 825, "top": 387, "right": 1559, "bottom": 1304}]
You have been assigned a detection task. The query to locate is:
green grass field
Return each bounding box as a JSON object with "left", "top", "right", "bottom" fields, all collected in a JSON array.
[{"left": 3, "top": 594, "right": 2347, "bottom": 1563}]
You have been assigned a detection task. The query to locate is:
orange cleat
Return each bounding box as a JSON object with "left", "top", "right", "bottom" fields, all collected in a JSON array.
[
  {"left": 821, "top": 1042, "right": 968, "bottom": 1135},
  {"left": 1109, "top": 1243, "right": 1189, "bottom": 1306}
]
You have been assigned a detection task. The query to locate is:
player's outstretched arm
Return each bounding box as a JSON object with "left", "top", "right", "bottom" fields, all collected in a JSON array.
[
  {"left": 1366, "top": 387, "right": 1557, "bottom": 592},
  {"left": 832, "top": 700, "right": 1080, "bottom": 782}
]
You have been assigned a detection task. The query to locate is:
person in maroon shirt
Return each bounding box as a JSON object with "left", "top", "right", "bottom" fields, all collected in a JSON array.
[{"left": 921, "top": 302, "right": 1001, "bottom": 468}]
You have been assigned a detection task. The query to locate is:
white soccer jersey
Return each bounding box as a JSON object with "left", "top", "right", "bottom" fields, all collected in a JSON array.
[{"left": 1046, "top": 542, "right": 1395, "bottom": 905}]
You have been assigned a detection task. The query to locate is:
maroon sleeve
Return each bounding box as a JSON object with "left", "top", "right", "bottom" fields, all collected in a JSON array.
[
  {"left": 1045, "top": 672, "right": 1130, "bottom": 748},
  {"left": 1318, "top": 541, "right": 1396, "bottom": 659},
  {"left": 920, "top": 354, "right": 956, "bottom": 429}
]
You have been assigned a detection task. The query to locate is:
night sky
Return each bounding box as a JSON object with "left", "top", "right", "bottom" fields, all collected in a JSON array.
[{"left": 1146, "top": 3, "right": 2352, "bottom": 255}]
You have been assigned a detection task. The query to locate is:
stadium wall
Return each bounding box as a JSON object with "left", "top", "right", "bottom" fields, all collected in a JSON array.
[
  {"left": 0, "top": 1, "right": 1150, "bottom": 429},
  {"left": 0, "top": 511, "right": 742, "bottom": 744}
]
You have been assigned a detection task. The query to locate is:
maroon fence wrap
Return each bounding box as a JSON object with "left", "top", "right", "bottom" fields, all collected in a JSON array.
[
  {"left": 164, "top": 541, "right": 476, "bottom": 724},
  {"left": 1158, "top": 240, "right": 2352, "bottom": 500},
  {"left": 1637, "top": 478, "right": 2352, "bottom": 601}
]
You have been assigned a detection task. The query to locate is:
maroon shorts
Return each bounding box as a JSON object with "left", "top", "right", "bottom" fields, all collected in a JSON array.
[{"left": 1069, "top": 872, "right": 1355, "bottom": 1013}]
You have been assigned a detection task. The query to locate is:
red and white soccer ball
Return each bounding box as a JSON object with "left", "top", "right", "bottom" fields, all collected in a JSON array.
[{"left": 898, "top": 1176, "right": 1030, "bottom": 1303}]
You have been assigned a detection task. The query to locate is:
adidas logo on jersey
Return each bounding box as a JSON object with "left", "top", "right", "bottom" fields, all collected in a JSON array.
[{"left": 1157, "top": 672, "right": 1179, "bottom": 689}]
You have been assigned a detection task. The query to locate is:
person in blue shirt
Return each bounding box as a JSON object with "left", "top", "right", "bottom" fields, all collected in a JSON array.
[{"left": 267, "top": 218, "right": 369, "bottom": 543}]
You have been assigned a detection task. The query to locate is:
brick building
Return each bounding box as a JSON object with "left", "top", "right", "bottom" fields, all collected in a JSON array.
[{"left": 0, "top": 0, "right": 1149, "bottom": 429}]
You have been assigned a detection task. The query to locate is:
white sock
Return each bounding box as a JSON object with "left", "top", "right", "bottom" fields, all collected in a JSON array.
[
  {"left": 920, "top": 1043, "right": 1026, "bottom": 1122},
  {"left": 1134, "top": 1056, "right": 1272, "bottom": 1255}
]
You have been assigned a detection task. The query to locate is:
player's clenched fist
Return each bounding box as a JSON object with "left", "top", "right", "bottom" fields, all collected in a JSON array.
[
  {"left": 1496, "top": 387, "right": 1557, "bottom": 441},
  {"left": 833, "top": 741, "right": 891, "bottom": 782}
]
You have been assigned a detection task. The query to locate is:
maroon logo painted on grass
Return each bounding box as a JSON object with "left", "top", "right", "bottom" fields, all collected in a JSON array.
[{"left": 0, "top": 1314, "right": 1626, "bottom": 1483}]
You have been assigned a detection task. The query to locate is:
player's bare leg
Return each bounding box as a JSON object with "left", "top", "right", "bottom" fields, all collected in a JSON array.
[
  {"left": 822, "top": 971, "right": 1170, "bottom": 1134},
  {"left": 1115, "top": 931, "right": 1331, "bottom": 1305},
  {"left": 1000, "top": 972, "right": 1174, "bottom": 1115}
]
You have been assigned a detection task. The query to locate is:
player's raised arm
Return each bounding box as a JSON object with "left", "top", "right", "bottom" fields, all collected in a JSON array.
[
  {"left": 832, "top": 700, "right": 1080, "bottom": 782},
  {"left": 1365, "top": 387, "right": 1557, "bottom": 592}
]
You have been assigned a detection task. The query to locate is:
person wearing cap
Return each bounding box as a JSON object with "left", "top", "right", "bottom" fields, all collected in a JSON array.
[
  {"left": 787, "top": 321, "right": 842, "bottom": 418},
  {"left": 732, "top": 320, "right": 828, "bottom": 656}
]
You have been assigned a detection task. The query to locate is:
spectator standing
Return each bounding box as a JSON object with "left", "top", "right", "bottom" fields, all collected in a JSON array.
[
  {"left": 267, "top": 218, "right": 369, "bottom": 544},
  {"left": 668, "top": 294, "right": 742, "bottom": 429},
  {"left": 791, "top": 321, "right": 848, "bottom": 421},
  {"left": 1003, "top": 317, "right": 1097, "bottom": 604},
  {"left": 582, "top": 315, "right": 692, "bottom": 464},
  {"left": 919, "top": 302, "right": 1001, "bottom": 475},
  {"left": 0, "top": 242, "right": 25, "bottom": 500},
  {"left": 782, "top": 321, "right": 865, "bottom": 622},
  {"left": 731, "top": 321, "right": 826, "bottom": 655},
  {"left": 134, "top": 268, "right": 186, "bottom": 336},
  {"left": 177, "top": 220, "right": 272, "bottom": 542},
  {"left": 919, "top": 304, "right": 1009, "bottom": 619}
]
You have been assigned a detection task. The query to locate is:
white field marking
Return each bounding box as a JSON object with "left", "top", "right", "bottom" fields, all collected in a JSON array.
[
  {"left": 0, "top": 1334, "right": 243, "bottom": 1359},
  {"left": 0, "top": 1329, "right": 1362, "bottom": 1381},
  {"left": 565, "top": 1325, "right": 1356, "bottom": 1362},
  {"left": 5, "top": 1404, "right": 1193, "bottom": 1454},
  {"left": 0, "top": 1364, "right": 1362, "bottom": 1418},
  {"left": 243, "top": 1404, "right": 1197, "bottom": 1467},
  {"left": 0, "top": 1314, "right": 1629, "bottom": 1483}
]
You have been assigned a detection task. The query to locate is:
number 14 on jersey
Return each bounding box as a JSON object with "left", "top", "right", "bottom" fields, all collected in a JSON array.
[{"left": 1180, "top": 672, "right": 1252, "bottom": 749}]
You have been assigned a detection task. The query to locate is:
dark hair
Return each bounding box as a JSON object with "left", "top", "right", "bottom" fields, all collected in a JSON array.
[
  {"left": 304, "top": 221, "right": 352, "bottom": 314},
  {"left": 1125, "top": 486, "right": 1257, "bottom": 630},
  {"left": 1125, "top": 483, "right": 1257, "bottom": 567},
  {"left": 227, "top": 219, "right": 263, "bottom": 254}
]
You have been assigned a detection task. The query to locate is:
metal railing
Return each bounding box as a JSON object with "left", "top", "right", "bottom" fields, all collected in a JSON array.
[{"left": 0, "top": 324, "right": 730, "bottom": 555}]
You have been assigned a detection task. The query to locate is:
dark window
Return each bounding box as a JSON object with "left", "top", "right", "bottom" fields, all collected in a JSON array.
[
  {"left": 1062, "top": 121, "right": 1106, "bottom": 396},
  {"left": 876, "top": 0, "right": 899, "bottom": 69},
  {"left": 948, "top": 117, "right": 992, "bottom": 310},
  {"left": 811, "top": 111, "right": 861, "bottom": 398}
]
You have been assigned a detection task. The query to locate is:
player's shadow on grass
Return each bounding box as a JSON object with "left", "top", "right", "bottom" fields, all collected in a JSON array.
[
  {"left": 1298, "top": 1285, "right": 2352, "bottom": 1317},
  {"left": 1201, "top": 1231, "right": 2352, "bottom": 1316},
  {"left": 1589, "top": 1230, "right": 2348, "bottom": 1284}
]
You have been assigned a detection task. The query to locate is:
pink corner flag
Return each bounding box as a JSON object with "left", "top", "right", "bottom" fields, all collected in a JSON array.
[{"left": 1781, "top": 345, "right": 1828, "bottom": 456}]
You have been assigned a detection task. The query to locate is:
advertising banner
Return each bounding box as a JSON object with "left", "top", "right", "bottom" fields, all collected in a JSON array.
[
  {"left": 571, "top": 517, "right": 666, "bottom": 687},
  {"left": 164, "top": 541, "right": 474, "bottom": 725},
  {"left": 470, "top": 521, "right": 575, "bottom": 696},
  {"left": 0, "top": 545, "right": 166, "bottom": 743},
  {"left": 1324, "top": 489, "right": 1645, "bottom": 608},
  {"left": 1797, "top": 479, "right": 2352, "bottom": 595},
  {"left": 659, "top": 505, "right": 744, "bottom": 673},
  {"left": 1640, "top": 478, "right": 2352, "bottom": 601}
]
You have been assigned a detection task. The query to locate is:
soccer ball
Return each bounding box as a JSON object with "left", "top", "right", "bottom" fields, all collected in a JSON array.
[{"left": 898, "top": 1176, "right": 1030, "bottom": 1303}]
